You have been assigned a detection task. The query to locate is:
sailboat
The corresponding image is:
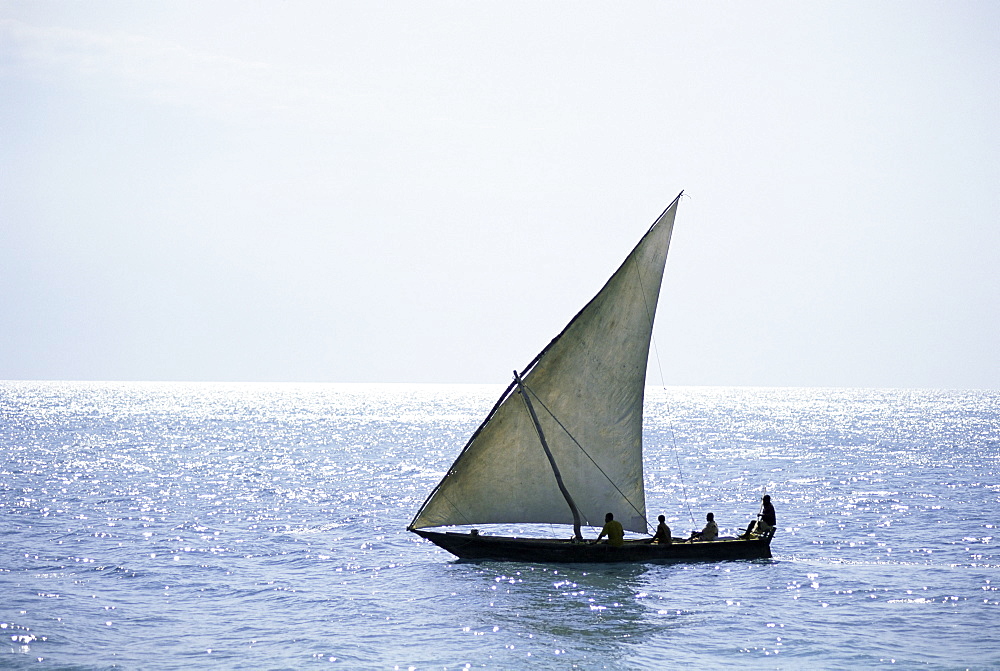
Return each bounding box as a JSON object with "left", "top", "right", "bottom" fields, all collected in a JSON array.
[{"left": 408, "top": 193, "right": 775, "bottom": 563}]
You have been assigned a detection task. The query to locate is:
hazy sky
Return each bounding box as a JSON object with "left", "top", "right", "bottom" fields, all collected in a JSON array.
[{"left": 2, "top": 2, "right": 998, "bottom": 388}]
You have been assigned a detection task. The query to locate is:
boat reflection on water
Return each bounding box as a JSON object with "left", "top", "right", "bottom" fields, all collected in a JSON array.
[{"left": 451, "top": 561, "right": 664, "bottom": 659}]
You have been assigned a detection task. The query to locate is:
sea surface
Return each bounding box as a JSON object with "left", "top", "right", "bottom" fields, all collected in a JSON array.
[{"left": 1, "top": 382, "right": 998, "bottom": 670}]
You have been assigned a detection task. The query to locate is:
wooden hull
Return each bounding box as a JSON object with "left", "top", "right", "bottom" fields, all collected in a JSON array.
[{"left": 411, "top": 529, "right": 773, "bottom": 563}]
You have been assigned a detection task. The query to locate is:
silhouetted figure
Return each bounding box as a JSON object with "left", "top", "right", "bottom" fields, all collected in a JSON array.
[
  {"left": 649, "top": 515, "right": 671, "bottom": 544},
  {"left": 761, "top": 495, "right": 776, "bottom": 528},
  {"left": 688, "top": 512, "right": 718, "bottom": 542},
  {"left": 594, "top": 512, "right": 625, "bottom": 547},
  {"left": 742, "top": 495, "right": 777, "bottom": 538}
]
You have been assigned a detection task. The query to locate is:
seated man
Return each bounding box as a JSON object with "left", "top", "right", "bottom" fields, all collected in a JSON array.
[
  {"left": 649, "top": 515, "right": 671, "bottom": 544},
  {"left": 594, "top": 512, "right": 625, "bottom": 547},
  {"left": 688, "top": 512, "right": 718, "bottom": 542}
]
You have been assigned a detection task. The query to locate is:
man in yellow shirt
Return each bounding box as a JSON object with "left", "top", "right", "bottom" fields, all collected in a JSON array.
[{"left": 594, "top": 512, "right": 625, "bottom": 547}]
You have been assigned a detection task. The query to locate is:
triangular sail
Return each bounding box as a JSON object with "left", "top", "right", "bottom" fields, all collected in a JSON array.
[{"left": 410, "top": 195, "right": 680, "bottom": 534}]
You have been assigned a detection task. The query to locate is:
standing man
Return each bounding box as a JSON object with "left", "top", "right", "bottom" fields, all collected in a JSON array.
[{"left": 760, "top": 494, "right": 776, "bottom": 530}]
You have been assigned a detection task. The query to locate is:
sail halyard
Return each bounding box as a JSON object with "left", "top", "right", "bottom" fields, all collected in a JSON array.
[{"left": 409, "top": 193, "right": 681, "bottom": 535}]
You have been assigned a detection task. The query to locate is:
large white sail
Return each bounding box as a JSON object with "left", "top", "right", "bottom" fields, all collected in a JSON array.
[{"left": 411, "top": 196, "right": 680, "bottom": 534}]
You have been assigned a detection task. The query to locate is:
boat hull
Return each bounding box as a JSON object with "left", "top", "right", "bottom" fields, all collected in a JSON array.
[{"left": 411, "top": 529, "right": 772, "bottom": 563}]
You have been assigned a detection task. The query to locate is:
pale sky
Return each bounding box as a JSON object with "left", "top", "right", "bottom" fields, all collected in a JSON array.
[{"left": 2, "top": 2, "right": 998, "bottom": 388}]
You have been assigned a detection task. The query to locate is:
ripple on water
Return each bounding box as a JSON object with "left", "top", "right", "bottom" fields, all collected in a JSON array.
[{"left": 1, "top": 382, "right": 998, "bottom": 668}]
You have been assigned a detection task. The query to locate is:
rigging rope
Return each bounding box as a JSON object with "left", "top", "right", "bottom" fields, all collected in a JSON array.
[
  {"left": 633, "top": 240, "right": 697, "bottom": 530},
  {"left": 522, "top": 384, "right": 642, "bottom": 531}
]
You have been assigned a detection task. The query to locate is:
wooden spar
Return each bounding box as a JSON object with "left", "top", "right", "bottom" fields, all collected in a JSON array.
[{"left": 513, "top": 370, "right": 583, "bottom": 541}]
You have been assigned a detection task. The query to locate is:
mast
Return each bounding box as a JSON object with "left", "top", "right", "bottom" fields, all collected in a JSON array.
[{"left": 514, "top": 370, "right": 583, "bottom": 541}]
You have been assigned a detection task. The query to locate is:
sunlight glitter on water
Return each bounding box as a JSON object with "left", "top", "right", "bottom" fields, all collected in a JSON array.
[{"left": 1, "top": 382, "right": 999, "bottom": 668}]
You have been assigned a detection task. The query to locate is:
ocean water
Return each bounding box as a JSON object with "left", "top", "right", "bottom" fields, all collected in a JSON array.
[{"left": 1, "top": 381, "right": 998, "bottom": 670}]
